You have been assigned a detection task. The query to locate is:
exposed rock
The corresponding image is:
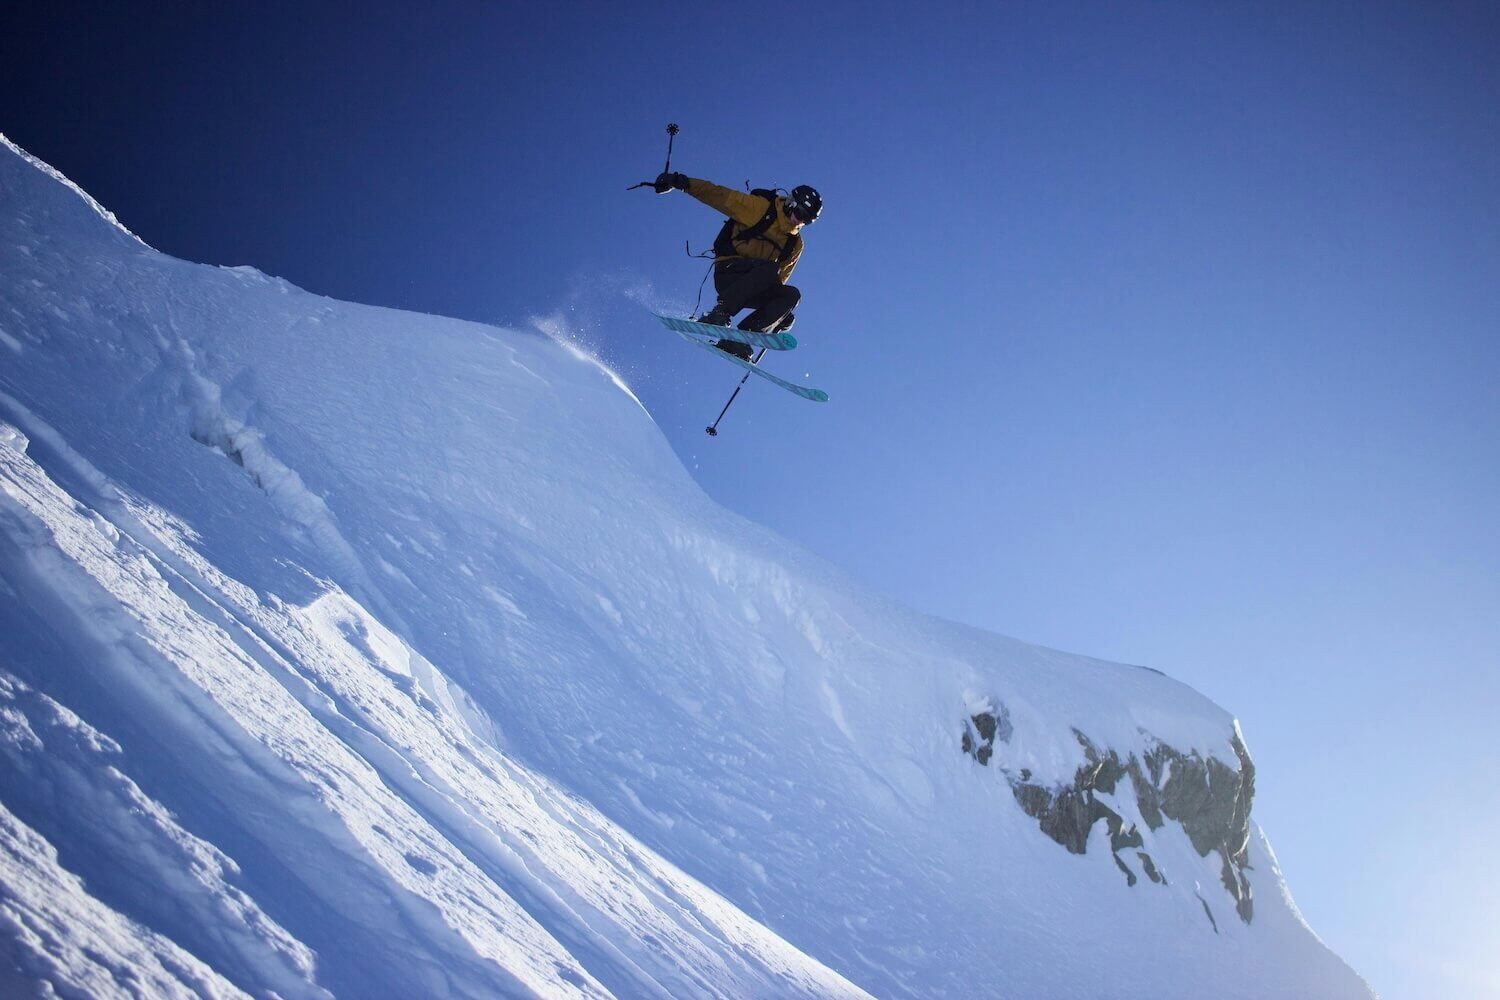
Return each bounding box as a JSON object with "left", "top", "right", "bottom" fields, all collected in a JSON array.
[
  {"left": 1223, "top": 858, "right": 1253, "bottom": 923},
  {"left": 961, "top": 712, "right": 996, "bottom": 765},
  {"left": 1150, "top": 730, "right": 1256, "bottom": 922},
  {"left": 962, "top": 704, "right": 1257, "bottom": 926},
  {"left": 1137, "top": 852, "right": 1165, "bottom": 885},
  {"left": 961, "top": 703, "right": 1011, "bottom": 766},
  {"left": 1198, "top": 894, "right": 1220, "bottom": 934}
]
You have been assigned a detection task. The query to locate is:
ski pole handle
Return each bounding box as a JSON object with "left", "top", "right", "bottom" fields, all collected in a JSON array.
[{"left": 664, "top": 123, "right": 679, "bottom": 174}]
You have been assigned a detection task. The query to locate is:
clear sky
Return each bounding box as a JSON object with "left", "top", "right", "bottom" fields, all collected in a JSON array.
[{"left": 3, "top": 3, "right": 1497, "bottom": 997}]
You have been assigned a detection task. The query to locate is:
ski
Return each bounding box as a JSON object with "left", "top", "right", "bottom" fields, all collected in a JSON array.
[
  {"left": 668, "top": 327, "right": 829, "bottom": 403},
  {"left": 654, "top": 313, "right": 797, "bottom": 352}
]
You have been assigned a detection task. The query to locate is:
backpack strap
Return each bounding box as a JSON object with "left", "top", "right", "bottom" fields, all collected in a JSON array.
[
  {"left": 713, "top": 190, "right": 785, "bottom": 261},
  {"left": 779, "top": 231, "right": 802, "bottom": 267}
]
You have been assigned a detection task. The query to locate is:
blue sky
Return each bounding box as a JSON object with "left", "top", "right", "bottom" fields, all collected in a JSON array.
[{"left": 4, "top": 2, "right": 1497, "bottom": 996}]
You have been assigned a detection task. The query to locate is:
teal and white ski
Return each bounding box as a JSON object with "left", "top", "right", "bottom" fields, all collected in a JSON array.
[
  {"left": 654, "top": 313, "right": 796, "bottom": 352},
  {"left": 666, "top": 326, "right": 829, "bottom": 403}
]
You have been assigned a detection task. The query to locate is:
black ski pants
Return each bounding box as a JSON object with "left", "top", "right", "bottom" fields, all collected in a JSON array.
[{"left": 714, "top": 259, "right": 800, "bottom": 333}]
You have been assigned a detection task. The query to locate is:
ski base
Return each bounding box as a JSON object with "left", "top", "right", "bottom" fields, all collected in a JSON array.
[{"left": 654, "top": 313, "right": 796, "bottom": 352}]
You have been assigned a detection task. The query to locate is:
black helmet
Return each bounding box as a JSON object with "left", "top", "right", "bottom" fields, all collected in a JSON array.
[{"left": 787, "top": 184, "right": 822, "bottom": 223}]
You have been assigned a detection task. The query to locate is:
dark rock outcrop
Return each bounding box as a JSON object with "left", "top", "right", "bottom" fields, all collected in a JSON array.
[
  {"left": 961, "top": 704, "right": 1011, "bottom": 766},
  {"left": 962, "top": 704, "right": 1256, "bottom": 925},
  {"left": 961, "top": 712, "right": 996, "bottom": 765},
  {"left": 1137, "top": 851, "right": 1166, "bottom": 885}
]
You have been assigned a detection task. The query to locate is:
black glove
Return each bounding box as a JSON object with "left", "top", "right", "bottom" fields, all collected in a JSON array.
[
  {"left": 778, "top": 311, "right": 795, "bottom": 332},
  {"left": 653, "top": 171, "right": 689, "bottom": 194}
]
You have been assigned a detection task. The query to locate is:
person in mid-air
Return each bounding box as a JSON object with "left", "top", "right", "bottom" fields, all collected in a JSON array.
[{"left": 654, "top": 171, "right": 822, "bottom": 360}]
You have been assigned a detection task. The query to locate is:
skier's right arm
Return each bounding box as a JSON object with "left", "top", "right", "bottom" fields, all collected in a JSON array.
[{"left": 680, "top": 178, "right": 770, "bottom": 227}]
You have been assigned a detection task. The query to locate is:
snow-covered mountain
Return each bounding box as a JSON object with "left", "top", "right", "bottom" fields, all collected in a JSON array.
[{"left": 0, "top": 135, "right": 1371, "bottom": 999}]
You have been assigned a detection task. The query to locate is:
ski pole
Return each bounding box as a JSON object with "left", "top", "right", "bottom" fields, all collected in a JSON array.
[
  {"left": 705, "top": 347, "right": 767, "bottom": 437},
  {"left": 627, "top": 122, "right": 681, "bottom": 190}
]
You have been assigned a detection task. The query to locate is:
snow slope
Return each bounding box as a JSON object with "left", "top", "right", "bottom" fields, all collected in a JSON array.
[{"left": 0, "top": 135, "right": 1371, "bottom": 998}]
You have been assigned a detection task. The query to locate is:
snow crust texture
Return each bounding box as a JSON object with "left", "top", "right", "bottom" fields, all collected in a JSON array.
[{"left": 0, "top": 135, "right": 1372, "bottom": 998}]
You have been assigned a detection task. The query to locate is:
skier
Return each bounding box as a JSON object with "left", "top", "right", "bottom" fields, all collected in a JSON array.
[{"left": 654, "top": 171, "right": 822, "bottom": 360}]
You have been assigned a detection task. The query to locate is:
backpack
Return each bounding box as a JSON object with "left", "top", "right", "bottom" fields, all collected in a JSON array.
[{"left": 712, "top": 188, "right": 800, "bottom": 264}]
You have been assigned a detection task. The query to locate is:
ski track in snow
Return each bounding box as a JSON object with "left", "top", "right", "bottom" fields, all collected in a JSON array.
[{"left": 0, "top": 133, "right": 1372, "bottom": 998}]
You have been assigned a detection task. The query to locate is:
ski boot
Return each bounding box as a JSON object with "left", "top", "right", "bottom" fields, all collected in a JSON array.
[
  {"left": 713, "top": 339, "right": 754, "bottom": 361},
  {"left": 697, "top": 303, "right": 734, "bottom": 327}
]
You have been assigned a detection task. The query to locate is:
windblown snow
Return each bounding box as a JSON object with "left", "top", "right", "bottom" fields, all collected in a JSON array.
[{"left": 0, "top": 135, "right": 1371, "bottom": 998}]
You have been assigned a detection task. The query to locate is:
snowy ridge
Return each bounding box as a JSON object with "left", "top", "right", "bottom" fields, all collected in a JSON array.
[
  {"left": 0, "top": 139, "right": 1371, "bottom": 997},
  {"left": 0, "top": 133, "right": 145, "bottom": 249}
]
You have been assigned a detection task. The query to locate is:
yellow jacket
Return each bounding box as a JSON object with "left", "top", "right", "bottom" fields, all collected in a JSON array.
[{"left": 683, "top": 177, "right": 803, "bottom": 283}]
